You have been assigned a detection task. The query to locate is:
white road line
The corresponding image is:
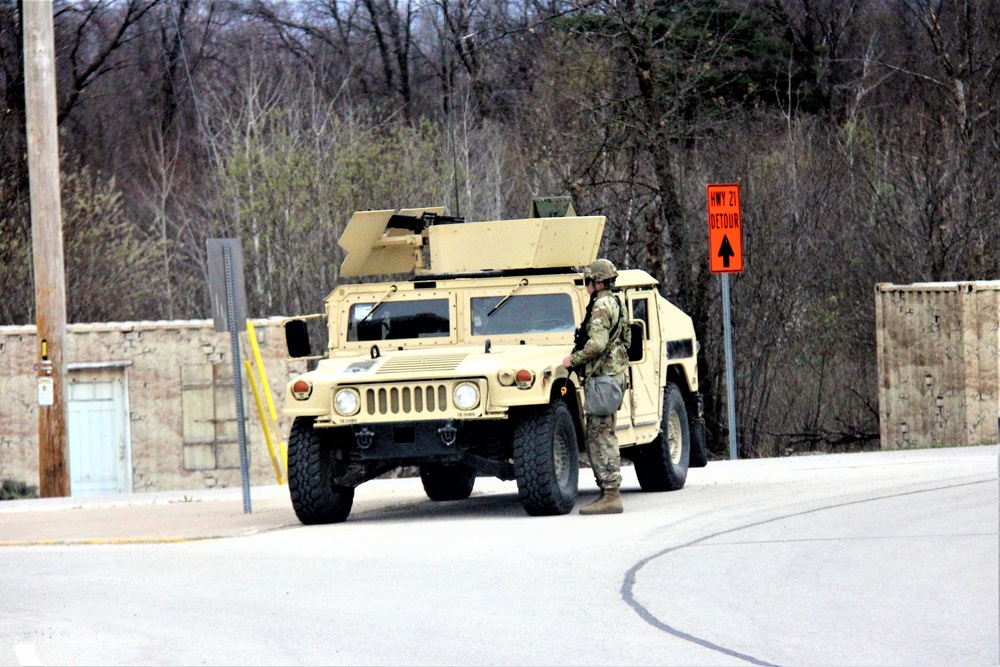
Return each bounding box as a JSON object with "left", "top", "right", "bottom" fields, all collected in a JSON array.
[{"left": 14, "top": 643, "right": 42, "bottom": 667}]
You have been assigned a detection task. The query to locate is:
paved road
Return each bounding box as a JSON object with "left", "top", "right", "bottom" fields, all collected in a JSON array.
[{"left": 1, "top": 446, "right": 996, "bottom": 666}]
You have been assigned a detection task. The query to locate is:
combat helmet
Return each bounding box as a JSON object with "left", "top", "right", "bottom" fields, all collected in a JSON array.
[{"left": 584, "top": 258, "right": 619, "bottom": 283}]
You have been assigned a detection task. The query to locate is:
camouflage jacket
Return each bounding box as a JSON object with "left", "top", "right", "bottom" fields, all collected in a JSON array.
[{"left": 569, "top": 289, "right": 631, "bottom": 378}]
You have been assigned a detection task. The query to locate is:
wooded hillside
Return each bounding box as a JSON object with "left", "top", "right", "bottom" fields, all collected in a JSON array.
[{"left": 1, "top": 0, "right": 997, "bottom": 457}]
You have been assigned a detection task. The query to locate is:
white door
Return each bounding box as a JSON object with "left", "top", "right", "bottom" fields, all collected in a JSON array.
[
  {"left": 626, "top": 293, "right": 661, "bottom": 427},
  {"left": 68, "top": 370, "right": 130, "bottom": 496}
]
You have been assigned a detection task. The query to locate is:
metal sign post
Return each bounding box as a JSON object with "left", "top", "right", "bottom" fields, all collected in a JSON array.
[
  {"left": 707, "top": 184, "right": 744, "bottom": 460},
  {"left": 720, "top": 274, "right": 738, "bottom": 460},
  {"left": 207, "top": 239, "right": 252, "bottom": 513}
]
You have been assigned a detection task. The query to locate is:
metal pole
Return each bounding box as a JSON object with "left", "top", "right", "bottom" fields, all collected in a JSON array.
[
  {"left": 722, "top": 273, "right": 738, "bottom": 459},
  {"left": 24, "top": 0, "right": 70, "bottom": 496},
  {"left": 224, "top": 245, "right": 252, "bottom": 513},
  {"left": 446, "top": 48, "right": 460, "bottom": 217}
]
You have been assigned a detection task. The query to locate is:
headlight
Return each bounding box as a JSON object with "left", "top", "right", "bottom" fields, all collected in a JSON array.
[
  {"left": 453, "top": 382, "right": 480, "bottom": 410},
  {"left": 334, "top": 388, "right": 360, "bottom": 416}
]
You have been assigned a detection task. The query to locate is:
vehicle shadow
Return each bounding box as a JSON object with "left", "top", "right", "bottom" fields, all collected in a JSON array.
[
  {"left": 350, "top": 490, "right": 527, "bottom": 523},
  {"left": 347, "top": 487, "right": 612, "bottom": 524}
]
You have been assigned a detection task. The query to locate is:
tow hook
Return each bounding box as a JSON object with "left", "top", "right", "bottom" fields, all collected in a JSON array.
[
  {"left": 354, "top": 427, "right": 375, "bottom": 449},
  {"left": 437, "top": 421, "right": 458, "bottom": 447}
]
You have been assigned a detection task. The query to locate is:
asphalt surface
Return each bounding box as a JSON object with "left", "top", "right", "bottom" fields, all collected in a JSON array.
[
  {"left": 1, "top": 445, "right": 997, "bottom": 549},
  {"left": 1, "top": 446, "right": 996, "bottom": 666}
]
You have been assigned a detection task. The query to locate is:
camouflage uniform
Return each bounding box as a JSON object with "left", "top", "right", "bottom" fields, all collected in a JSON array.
[{"left": 569, "top": 287, "right": 631, "bottom": 491}]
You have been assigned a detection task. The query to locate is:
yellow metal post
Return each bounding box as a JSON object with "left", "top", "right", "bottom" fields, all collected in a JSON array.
[
  {"left": 247, "top": 320, "right": 278, "bottom": 420},
  {"left": 245, "top": 359, "right": 284, "bottom": 484},
  {"left": 245, "top": 320, "right": 288, "bottom": 472}
]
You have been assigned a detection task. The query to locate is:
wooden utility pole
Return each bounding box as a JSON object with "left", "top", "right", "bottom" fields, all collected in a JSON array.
[{"left": 23, "top": 0, "right": 70, "bottom": 497}]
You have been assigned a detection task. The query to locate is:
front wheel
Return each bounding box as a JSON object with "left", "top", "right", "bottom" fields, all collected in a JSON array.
[
  {"left": 513, "top": 399, "right": 580, "bottom": 516},
  {"left": 287, "top": 417, "right": 355, "bottom": 524},
  {"left": 419, "top": 463, "right": 476, "bottom": 501},
  {"left": 633, "top": 382, "right": 690, "bottom": 492}
]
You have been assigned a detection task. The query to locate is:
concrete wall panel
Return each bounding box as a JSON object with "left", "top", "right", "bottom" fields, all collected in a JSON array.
[{"left": 877, "top": 282, "right": 1000, "bottom": 449}]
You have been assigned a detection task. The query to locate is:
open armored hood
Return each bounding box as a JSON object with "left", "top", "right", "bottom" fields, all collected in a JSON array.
[{"left": 339, "top": 205, "right": 606, "bottom": 278}]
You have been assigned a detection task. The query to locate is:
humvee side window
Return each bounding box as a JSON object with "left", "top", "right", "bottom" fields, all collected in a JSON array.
[
  {"left": 631, "top": 298, "right": 650, "bottom": 339},
  {"left": 470, "top": 294, "right": 575, "bottom": 335},
  {"left": 347, "top": 299, "right": 451, "bottom": 341}
]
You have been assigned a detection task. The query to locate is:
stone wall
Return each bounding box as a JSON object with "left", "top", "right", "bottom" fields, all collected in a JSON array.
[
  {"left": 0, "top": 318, "right": 304, "bottom": 493},
  {"left": 876, "top": 282, "right": 1000, "bottom": 449}
]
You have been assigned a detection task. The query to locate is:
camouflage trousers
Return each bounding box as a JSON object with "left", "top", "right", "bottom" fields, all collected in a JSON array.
[
  {"left": 584, "top": 373, "right": 625, "bottom": 491},
  {"left": 585, "top": 412, "right": 621, "bottom": 490}
]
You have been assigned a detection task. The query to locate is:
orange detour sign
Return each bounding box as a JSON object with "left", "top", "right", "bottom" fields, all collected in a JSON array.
[{"left": 707, "top": 183, "right": 744, "bottom": 273}]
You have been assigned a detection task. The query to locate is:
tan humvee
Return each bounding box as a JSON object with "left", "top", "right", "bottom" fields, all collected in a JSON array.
[{"left": 282, "top": 198, "right": 707, "bottom": 523}]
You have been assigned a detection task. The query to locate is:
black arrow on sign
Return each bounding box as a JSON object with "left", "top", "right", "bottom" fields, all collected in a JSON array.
[{"left": 718, "top": 234, "right": 735, "bottom": 268}]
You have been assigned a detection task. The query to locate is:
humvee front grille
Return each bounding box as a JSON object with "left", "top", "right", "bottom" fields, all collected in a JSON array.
[
  {"left": 363, "top": 384, "right": 452, "bottom": 416},
  {"left": 376, "top": 353, "right": 468, "bottom": 374}
]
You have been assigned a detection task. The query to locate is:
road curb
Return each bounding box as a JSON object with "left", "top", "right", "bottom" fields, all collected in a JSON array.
[
  {"left": 0, "top": 494, "right": 440, "bottom": 546},
  {"left": 0, "top": 520, "right": 308, "bottom": 547}
]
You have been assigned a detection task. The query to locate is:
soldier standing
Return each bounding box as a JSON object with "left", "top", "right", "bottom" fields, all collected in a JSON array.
[{"left": 562, "top": 259, "right": 631, "bottom": 515}]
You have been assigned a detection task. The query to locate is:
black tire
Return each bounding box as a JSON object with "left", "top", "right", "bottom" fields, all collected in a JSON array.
[
  {"left": 419, "top": 463, "right": 476, "bottom": 501},
  {"left": 513, "top": 399, "right": 580, "bottom": 516},
  {"left": 634, "top": 383, "right": 690, "bottom": 492},
  {"left": 287, "top": 417, "right": 355, "bottom": 524}
]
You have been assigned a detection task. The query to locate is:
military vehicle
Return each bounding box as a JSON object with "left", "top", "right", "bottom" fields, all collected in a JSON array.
[{"left": 282, "top": 198, "right": 707, "bottom": 523}]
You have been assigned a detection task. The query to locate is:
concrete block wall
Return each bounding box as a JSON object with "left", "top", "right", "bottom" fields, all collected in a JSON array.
[
  {"left": 876, "top": 282, "right": 1000, "bottom": 449},
  {"left": 0, "top": 318, "right": 305, "bottom": 493}
]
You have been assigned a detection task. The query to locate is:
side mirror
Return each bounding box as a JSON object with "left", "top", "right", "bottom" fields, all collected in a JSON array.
[{"left": 285, "top": 319, "right": 312, "bottom": 358}]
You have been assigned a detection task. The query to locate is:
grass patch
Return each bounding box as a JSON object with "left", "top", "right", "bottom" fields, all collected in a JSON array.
[{"left": 0, "top": 479, "right": 39, "bottom": 500}]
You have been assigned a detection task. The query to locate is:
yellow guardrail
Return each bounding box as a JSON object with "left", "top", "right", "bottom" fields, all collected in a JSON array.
[{"left": 244, "top": 320, "right": 288, "bottom": 484}]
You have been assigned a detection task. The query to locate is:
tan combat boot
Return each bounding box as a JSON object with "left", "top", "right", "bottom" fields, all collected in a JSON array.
[{"left": 579, "top": 487, "right": 623, "bottom": 515}]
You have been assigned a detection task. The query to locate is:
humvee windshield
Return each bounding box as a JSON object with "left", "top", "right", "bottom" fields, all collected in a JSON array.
[
  {"left": 348, "top": 299, "right": 450, "bottom": 341},
  {"left": 471, "top": 294, "right": 575, "bottom": 335}
]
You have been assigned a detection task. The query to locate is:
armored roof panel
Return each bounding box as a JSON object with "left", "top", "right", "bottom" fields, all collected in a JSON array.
[
  {"left": 339, "top": 208, "right": 446, "bottom": 277},
  {"left": 339, "top": 209, "right": 605, "bottom": 277},
  {"left": 427, "top": 216, "right": 605, "bottom": 274}
]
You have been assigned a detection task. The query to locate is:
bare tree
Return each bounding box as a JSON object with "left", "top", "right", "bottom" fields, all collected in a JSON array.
[
  {"left": 61, "top": 162, "right": 164, "bottom": 323},
  {"left": 0, "top": 0, "right": 26, "bottom": 191},
  {"left": 155, "top": 0, "right": 221, "bottom": 136},
  {"left": 757, "top": 0, "right": 871, "bottom": 114},
  {"left": 896, "top": 0, "right": 1000, "bottom": 278},
  {"left": 54, "top": 0, "right": 164, "bottom": 123},
  {"left": 240, "top": 0, "right": 424, "bottom": 119},
  {"left": 240, "top": 0, "right": 364, "bottom": 94},
  {"left": 359, "top": 0, "right": 415, "bottom": 121}
]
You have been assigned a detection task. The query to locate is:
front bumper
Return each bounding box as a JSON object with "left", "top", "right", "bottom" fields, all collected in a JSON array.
[{"left": 345, "top": 419, "right": 480, "bottom": 461}]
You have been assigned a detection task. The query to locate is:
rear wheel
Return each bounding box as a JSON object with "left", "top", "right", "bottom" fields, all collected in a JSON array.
[
  {"left": 419, "top": 463, "right": 476, "bottom": 501},
  {"left": 634, "top": 383, "right": 690, "bottom": 492},
  {"left": 287, "top": 417, "right": 355, "bottom": 524},
  {"left": 513, "top": 399, "right": 579, "bottom": 515}
]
